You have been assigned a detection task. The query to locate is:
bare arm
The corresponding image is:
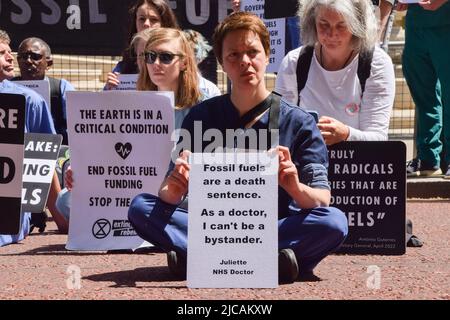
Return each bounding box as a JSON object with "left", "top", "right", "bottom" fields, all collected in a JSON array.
[
  {"left": 317, "top": 116, "right": 350, "bottom": 146},
  {"left": 104, "top": 72, "right": 120, "bottom": 90},
  {"left": 277, "top": 146, "right": 330, "bottom": 208},
  {"left": 418, "top": 0, "right": 448, "bottom": 10},
  {"left": 158, "top": 150, "right": 191, "bottom": 205}
]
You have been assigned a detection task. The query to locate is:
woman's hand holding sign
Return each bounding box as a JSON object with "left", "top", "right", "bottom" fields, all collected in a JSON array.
[
  {"left": 159, "top": 150, "right": 191, "bottom": 205},
  {"left": 275, "top": 146, "right": 331, "bottom": 209},
  {"left": 277, "top": 146, "right": 299, "bottom": 193}
]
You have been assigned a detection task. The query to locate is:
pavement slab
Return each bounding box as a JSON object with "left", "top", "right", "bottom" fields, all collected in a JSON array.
[{"left": 0, "top": 201, "right": 449, "bottom": 300}]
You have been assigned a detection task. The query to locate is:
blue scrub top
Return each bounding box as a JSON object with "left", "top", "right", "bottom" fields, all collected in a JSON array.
[{"left": 175, "top": 93, "right": 330, "bottom": 218}]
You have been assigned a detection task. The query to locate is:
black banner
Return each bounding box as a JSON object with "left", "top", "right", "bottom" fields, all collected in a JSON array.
[
  {"left": 328, "top": 141, "right": 406, "bottom": 255},
  {"left": 22, "top": 133, "right": 62, "bottom": 213},
  {"left": 0, "top": 93, "right": 26, "bottom": 234},
  {"left": 263, "top": 0, "right": 299, "bottom": 19},
  {"left": 0, "top": 0, "right": 232, "bottom": 56}
]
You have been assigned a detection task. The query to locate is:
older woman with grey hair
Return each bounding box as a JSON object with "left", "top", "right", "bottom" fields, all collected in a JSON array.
[{"left": 275, "top": 0, "right": 395, "bottom": 145}]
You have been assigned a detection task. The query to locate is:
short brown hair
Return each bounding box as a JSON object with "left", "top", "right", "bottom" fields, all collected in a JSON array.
[
  {"left": 137, "top": 28, "right": 201, "bottom": 110},
  {"left": 0, "top": 30, "right": 11, "bottom": 44},
  {"left": 213, "top": 11, "right": 270, "bottom": 65}
]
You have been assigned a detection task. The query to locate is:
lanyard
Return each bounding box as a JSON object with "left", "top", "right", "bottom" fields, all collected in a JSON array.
[{"left": 235, "top": 92, "right": 281, "bottom": 150}]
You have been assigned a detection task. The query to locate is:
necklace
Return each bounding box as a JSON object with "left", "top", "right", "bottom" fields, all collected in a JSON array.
[{"left": 320, "top": 45, "right": 354, "bottom": 70}]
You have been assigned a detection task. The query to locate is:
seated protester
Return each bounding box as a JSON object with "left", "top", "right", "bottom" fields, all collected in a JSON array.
[
  {"left": 275, "top": 0, "right": 395, "bottom": 145},
  {"left": 127, "top": 12, "right": 348, "bottom": 283},
  {"left": 55, "top": 27, "right": 219, "bottom": 222},
  {"left": 12, "top": 37, "right": 75, "bottom": 145},
  {"left": 183, "top": 29, "right": 222, "bottom": 98},
  {"left": 1, "top": 30, "right": 68, "bottom": 247},
  {"left": 105, "top": 0, "right": 179, "bottom": 90}
]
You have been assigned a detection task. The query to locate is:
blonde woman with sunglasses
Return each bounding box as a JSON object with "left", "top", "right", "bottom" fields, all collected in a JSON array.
[{"left": 137, "top": 27, "right": 218, "bottom": 130}]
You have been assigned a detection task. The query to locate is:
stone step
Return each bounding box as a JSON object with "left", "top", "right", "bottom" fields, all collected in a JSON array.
[{"left": 407, "top": 177, "right": 450, "bottom": 199}]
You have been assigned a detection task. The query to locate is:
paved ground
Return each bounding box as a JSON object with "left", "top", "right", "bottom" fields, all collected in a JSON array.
[{"left": 0, "top": 201, "right": 448, "bottom": 300}]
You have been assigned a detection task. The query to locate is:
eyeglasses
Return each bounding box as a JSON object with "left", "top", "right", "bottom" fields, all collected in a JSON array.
[
  {"left": 144, "top": 51, "right": 183, "bottom": 65},
  {"left": 17, "top": 51, "right": 44, "bottom": 61}
]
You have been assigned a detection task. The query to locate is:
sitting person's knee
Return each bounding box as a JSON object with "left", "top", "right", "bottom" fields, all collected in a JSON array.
[
  {"left": 321, "top": 207, "right": 348, "bottom": 241},
  {"left": 128, "top": 193, "right": 158, "bottom": 223},
  {"left": 55, "top": 188, "right": 71, "bottom": 222}
]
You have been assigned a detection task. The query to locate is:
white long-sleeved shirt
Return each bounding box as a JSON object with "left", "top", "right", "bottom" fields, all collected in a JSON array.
[{"left": 275, "top": 45, "right": 395, "bottom": 141}]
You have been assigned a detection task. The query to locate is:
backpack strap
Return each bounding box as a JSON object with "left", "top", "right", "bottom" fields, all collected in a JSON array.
[
  {"left": 357, "top": 48, "right": 374, "bottom": 97},
  {"left": 48, "top": 77, "right": 68, "bottom": 144},
  {"left": 296, "top": 45, "right": 375, "bottom": 104},
  {"left": 238, "top": 92, "right": 281, "bottom": 149},
  {"left": 296, "top": 45, "right": 315, "bottom": 106},
  {"left": 268, "top": 92, "right": 281, "bottom": 149}
]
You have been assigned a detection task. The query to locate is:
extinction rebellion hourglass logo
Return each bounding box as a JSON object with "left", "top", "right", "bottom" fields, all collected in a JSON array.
[{"left": 92, "top": 219, "right": 111, "bottom": 239}]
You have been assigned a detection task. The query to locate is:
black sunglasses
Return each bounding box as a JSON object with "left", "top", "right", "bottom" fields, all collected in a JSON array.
[
  {"left": 144, "top": 51, "right": 183, "bottom": 65},
  {"left": 17, "top": 51, "right": 44, "bottom": 61}
]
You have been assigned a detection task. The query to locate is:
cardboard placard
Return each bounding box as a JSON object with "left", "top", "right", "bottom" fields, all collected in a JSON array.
[
  {"left": 188, "top": 152, "right": 278, "bottom": 288},
  {"left": 114, "top": 74, "right": 138, "bottom": 91},
  {"left": 0, "top": 93, "right": 26, "bottom": 234},
  {"left": 21, "top": 133, "right": 62, "bottom": 213},
  {"left": 13, "top": 80, "right": 51, "bottom": 107},
  {"left": 328, "top": 141, "right": 406, "bottom": 255},
  {"left": 241, "top": 0, "right": 286, "bottom": 73},
  {"left": 66, "top": 91, "right": 174, "bottom": 250}
]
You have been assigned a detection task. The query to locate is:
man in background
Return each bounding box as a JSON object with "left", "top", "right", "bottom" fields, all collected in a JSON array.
[{"left": 13, "top": 37, "right": 75, "bottom": 145}]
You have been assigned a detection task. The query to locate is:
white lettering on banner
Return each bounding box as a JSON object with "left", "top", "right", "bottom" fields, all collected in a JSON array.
[
  {"left": 66, "top": 4, "right": 81, "bottom": 30},
  {"left": 24, "top": 140, "right": 59, "bottom": 153},
  {"left": 22, "top": 159, "right": 53, "bottom": 183},
  {"left": 11, "top": 0, "right": 32, "bottom": 24},
  {"left": 186, "top": 0, "right": 209, "bottom": 25},
  {"left": 5, "top": 0, "right": 105, "bottom": 28},
  {"left": 41, "top": 0, "right": 61, "bottom": 24},
  {"left": 168, "top": 0, "right": 233, "bottom": 25},
  {"left": 0, "top": 108, "right": 18, "bottom": 129},
  {"left": 89, "top": 0, "right": 106, "bottom": 23},
  {"left": 21, "top": 188, "right": 42, "bottom": 205}
]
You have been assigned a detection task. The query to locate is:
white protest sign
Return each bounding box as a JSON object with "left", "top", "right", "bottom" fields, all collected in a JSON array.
[
  {"left": 241, "top": 0, "right": 286, "bottom": 73},
  {"left": 188, "top": 152, "right": 278, "bottom": 288},
  {"left": 14, "top": 80, "right": 51, "bottom": 106},
  {"left": 66, "top": 91, "right": 174, "bottom": 250},
  {"left": 21, "top": 133, "right": 62, "bottom": 213},
  {"left": 114, "top": 74, "right": 138, "bottom": 91}
]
